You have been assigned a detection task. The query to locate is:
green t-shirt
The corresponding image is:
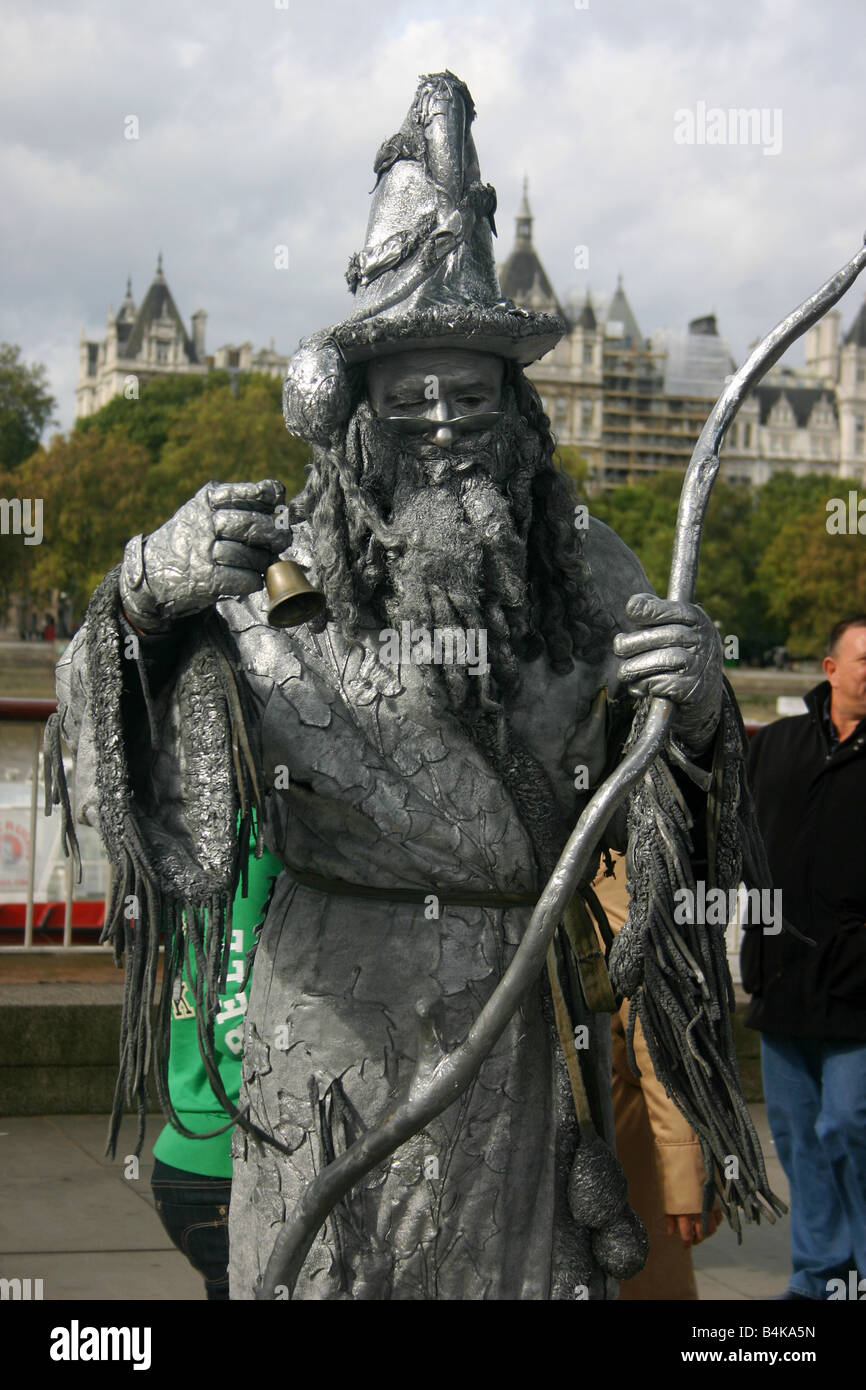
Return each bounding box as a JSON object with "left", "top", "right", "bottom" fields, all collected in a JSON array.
[{"left": 152, "top": 838, "right": 281, "bottom": 1177}]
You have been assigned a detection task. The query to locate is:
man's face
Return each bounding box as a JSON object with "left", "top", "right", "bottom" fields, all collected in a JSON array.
[
  {"left": 824, "top": 624, "right": 866, "bottom": 720},
  {"left": 366, "top": 349, "right": 504, "bottom": 456},
  {"left": 352, "top": 347, "right": 533, "bottom": 701}
]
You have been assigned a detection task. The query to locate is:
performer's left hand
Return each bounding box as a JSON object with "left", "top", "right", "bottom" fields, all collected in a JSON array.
[{"left": 613, "top": 593, "right": 723, "bottom": 752}]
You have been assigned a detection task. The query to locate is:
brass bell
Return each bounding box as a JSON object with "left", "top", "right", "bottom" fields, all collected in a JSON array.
[{"left": 264, "top": 560, "right": 326, "bottom": 628}]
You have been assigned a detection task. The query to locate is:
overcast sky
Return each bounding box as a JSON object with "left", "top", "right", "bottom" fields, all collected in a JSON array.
[{"left": 2, "top": 0, "right": 865, "bottom": 434}]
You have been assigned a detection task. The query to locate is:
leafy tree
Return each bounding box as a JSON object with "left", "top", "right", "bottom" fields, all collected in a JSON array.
[
  {"left": 0, "top": 477, "right": 27, "bottom": 613},
  {"left": 0, "top": 343, "right": 57, "bottom": 469},
  {"left": 2, "top": 372, "right": 313, "bottom": 621},
  {"left": 758, "top": 501, "right": 866, "bottom": 656},
  {"left": 144, "top": 374, "right": 310, "bottom": 530},
  {"left": 589, "top": 470, "right": 753, "bottom": 635},
  {"left": 746, "top": 471, "right": 831, "bottom": 538},
  {"left": 590, "top": 468, "right": 854, "bottom": 662},
  {"left": 555, "top": 444, "right": 590, "bottom": 492},
  {"left": 74, "top": 372, "right": 218, "bottom": 463},
  {"left": 590, "top": 471, "right": 680, "bottom": 595},
  {"left": 739, "top": 472, "right": 847, "bottom": 657},
  {"left": 4, "top": 430, "right": 150, "bottom": 609}
]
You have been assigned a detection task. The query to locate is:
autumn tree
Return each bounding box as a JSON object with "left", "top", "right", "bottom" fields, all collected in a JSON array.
[
  {"left": 4, "top": 430, "right": 150, "bottom": 609},
  {"left": 75, "top": 372, "right": 217, "bottom": 463},
  {"left": 3, "top": 372, "right": 312, "bottom": 622},
  {"left": 145, "top": 374, "right": 309, "bottom": 531}
]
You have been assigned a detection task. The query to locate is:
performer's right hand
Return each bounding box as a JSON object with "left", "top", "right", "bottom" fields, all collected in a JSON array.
[{"left": 120, "top": 479, "right": 288, "bottom": 631}]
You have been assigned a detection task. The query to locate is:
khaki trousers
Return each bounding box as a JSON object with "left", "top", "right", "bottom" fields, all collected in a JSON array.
[{"left": 593, "top": 859, "right": 701, "bottom": 1300}]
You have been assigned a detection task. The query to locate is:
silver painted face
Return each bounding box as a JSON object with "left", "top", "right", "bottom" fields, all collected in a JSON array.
[{"left": 366, "top": 348, "right": 504, "bottom": 448}]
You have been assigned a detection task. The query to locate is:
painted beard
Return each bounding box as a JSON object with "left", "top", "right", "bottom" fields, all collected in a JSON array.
[
  {"left": 296, "top": 374, "right": 615, "bottom": 737},
  {"left": 345, "top": 394, "right": 543, "bottom": 717},
  {"left": 345, "top": 398, "right": 572, "bottom": 859}
]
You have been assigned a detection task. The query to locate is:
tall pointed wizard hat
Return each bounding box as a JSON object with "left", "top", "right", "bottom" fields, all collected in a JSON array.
[{"left": 283, "top": 70, "right": 566, "bottom": 443}]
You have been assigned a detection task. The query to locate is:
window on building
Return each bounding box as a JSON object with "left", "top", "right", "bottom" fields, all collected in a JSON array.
[
  {"left": 856, "top": 416, "right": 865, "bottom": 455},
  {"left": 581, "top": 402, "right": 593, "bottom": 432},
  {"left": 156, "top": 342, "right": 169, "bottom": 364},
  {"left": 583, "top": 343, "right": 593, "bottom": 366}
]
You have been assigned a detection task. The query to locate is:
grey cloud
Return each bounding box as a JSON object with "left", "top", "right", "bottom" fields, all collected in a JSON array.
[{"left": 2, "top": 0, "right": 865, "bottom": 433}]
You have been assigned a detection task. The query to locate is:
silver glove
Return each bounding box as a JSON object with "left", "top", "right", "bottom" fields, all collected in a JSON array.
[
  {"left": 120, "top": 479, "right": 287, "bottom": 632},
  {"left": 613, "top": 593, "right": 723, "bottom": 754}
]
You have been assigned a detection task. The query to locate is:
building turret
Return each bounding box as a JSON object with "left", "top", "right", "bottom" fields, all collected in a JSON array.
[
  {"left": 606, "top": 274, "right": 643, "bottom": 348},
  {"left": 191, "top": 309, "right": 207, "bottom": 360},
  {"left": 805, "top": 307, "right": 840, "bottom": 386},
  {"left": 498, "top": 178, "right": 565, "bottom": 318}
]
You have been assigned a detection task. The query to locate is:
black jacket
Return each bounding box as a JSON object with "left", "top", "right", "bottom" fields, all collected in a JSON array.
[{"left": 741, "top": 680, "right": 866, "bottom": 1039}]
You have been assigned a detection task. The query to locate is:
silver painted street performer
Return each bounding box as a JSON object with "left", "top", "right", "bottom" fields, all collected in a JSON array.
[{"left": 48, "top": 72, "right": 785, "bottom": 1299}]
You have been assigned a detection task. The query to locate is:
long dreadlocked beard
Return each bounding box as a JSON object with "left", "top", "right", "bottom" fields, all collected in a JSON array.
[{"left": 289, "top": 369, "right": 614, "bottom": 733}]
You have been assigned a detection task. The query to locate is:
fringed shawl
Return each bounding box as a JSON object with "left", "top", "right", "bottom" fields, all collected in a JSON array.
[
  {"left": 44, "top": 566, "right": 264, "bottom": 1158},
  {"left": 609, "top": 683, "right": 786, "bottom": 1234}
]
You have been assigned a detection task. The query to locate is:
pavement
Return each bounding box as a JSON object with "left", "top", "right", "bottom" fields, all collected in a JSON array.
[
  {"left": 691, "top": 1105, "right": 792, "bottom": 1301},
  {"left": 0, "top": 1114, "right": 202, "bottom": 1301},
  {"left": 0, "top": 1105, "right": 792, "bottom": 1302}
]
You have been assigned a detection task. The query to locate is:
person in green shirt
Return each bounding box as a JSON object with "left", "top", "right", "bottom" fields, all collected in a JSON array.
[{"left": 150, "top": 829, "right": 280, "bottom": 1299}]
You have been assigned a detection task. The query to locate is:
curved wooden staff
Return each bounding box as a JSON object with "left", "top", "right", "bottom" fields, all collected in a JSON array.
[{"left": 258, "top": 235, "right": 866, "bottom": 1299}]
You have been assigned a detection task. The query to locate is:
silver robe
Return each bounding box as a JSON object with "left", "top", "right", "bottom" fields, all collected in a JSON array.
[{"left": 57, "top": 516, "right": 655, "bottom": 1300}]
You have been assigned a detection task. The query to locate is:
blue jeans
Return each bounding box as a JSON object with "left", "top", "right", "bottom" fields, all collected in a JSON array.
[
  {"left": 761, "top": 1034, "right": 866, "bottom": 1299},
  {"left": 151, "top": 1158, "right": 232, "bottom": 1300}
]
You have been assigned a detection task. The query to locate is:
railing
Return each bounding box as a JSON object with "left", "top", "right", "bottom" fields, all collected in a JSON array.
[
  {"left": 0, "top": 696, "right": 108, "bottom": 952},
  {"left": 0, "top": 694, "right": 765, "bottom": 952}
]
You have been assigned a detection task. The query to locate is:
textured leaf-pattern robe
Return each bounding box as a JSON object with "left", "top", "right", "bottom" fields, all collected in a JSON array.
[{"left": 57, "top": 516, "right": 653, "bottom": 1300}]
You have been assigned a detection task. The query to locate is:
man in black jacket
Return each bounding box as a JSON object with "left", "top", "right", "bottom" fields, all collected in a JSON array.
[{"left": 742, "top": 614, "right": 866, "bottom": 1300}]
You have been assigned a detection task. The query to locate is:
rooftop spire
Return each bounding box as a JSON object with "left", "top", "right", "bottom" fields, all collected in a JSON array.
[
  {"left": 515, "top": 176, "right": 533, "bottom": 247},
  {"left": 117, "top": 273, "right": 137, "bottom": 325},
  {"left": 499, "top": 179, "right": 564, "bottom": 319},
  {"left": 608, "top": 274, "right": 643, "bottom": 348},
  {"left": 577, "top": 289, "right": 597, "bottom": 331}
]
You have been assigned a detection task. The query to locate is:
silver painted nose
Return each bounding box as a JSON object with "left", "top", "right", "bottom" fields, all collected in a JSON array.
[{"left": 430, "top": 399, "right": 454, "bottom": 448}]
